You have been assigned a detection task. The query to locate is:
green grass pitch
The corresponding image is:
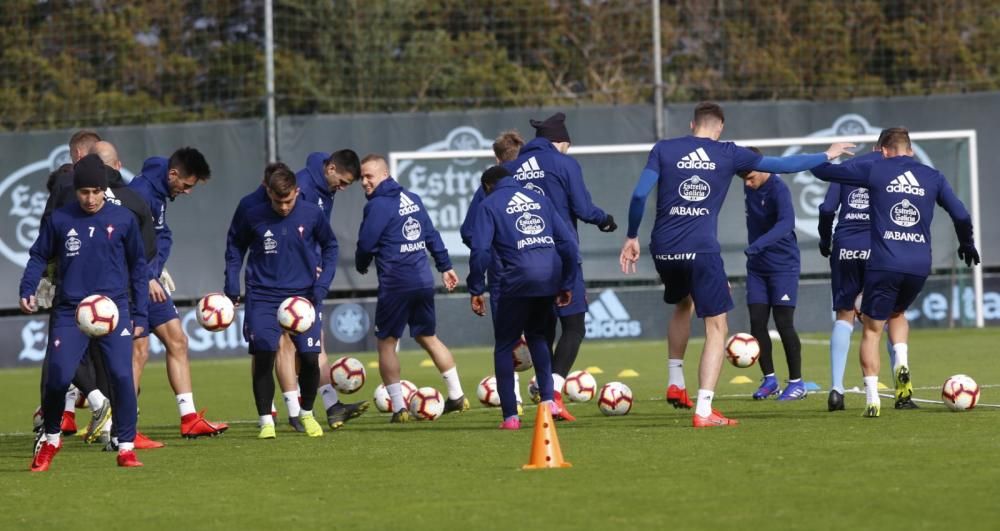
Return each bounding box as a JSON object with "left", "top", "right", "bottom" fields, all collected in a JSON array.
[{"left": 1, "top": 328, "right": 998, "bottom": 530}]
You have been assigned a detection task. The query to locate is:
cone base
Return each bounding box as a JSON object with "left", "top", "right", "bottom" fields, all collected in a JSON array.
[{"left": 523, "top": 462, "right": 572, "bottom": 470}]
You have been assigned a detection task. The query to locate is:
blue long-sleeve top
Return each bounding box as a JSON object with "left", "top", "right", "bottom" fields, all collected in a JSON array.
[
  {"left": 815, "top": 151, "right": 882, "bottom": 246},
  {"left": 503, "top": 138, "right": 608, "bottom": 243},
  {"left": 225, "top": 199, "right": 338, "bottom": 303},
  {"left": 296, "top": 152, "right": 336, "bottom": 220},
  {"left": 20, "top": 202, "right": 149, "bottom": 330},
  {"left": 625, "top": 135, "right": 828, "bottom": 252},
  {"left": 467, "top": 177, "right": 578, "bottom": 297},
  {"left": 744, "top": 175, "right": 800, "bottom": 273},
  {"left": 355, "top": 178, "right": 452, "bottom": 296},
  {"left": 129, "top": 156, "right": 172, "bottom": 277},
  {"left": 813, "top": 155, "right": 972, "bottom": 275},
  {"left": 224, "top": 184, "right": 268, "bottom": 290}
]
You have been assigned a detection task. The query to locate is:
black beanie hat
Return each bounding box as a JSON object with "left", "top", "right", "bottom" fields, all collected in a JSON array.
[
  {"left": 530, "top": 112, "right": 571, "bottom": 143},
  {"left": 481, "top": 165, "right": 512, "bottom": 187},
  {"left": 73, "top": 154, "right": 109, "bottom": 190}
]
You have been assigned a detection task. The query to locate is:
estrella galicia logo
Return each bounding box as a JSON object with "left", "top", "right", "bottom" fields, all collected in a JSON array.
[
  {"left": 402, "top": 216, "right": 422, "bottom": 241},
  {"left": 847, "top": 188, "right": 869, "bottom": 210},
  {"left": 515, "top": 212, "right": 545, "bottom": 235},
  {"left": 890, "top": 199, "right": 920, "bottom": 227},
  {"left": 785, "top": 114, "right": 932, "bottom": 238},
  {"left": 0, "top": 145, "right": 135, "bottom": 267},
  {"left": 329, "top": 303, "right": 370, "bottom": 343},
  {"left": 678, "top": 176, "right": 710, "bottom": 202}
]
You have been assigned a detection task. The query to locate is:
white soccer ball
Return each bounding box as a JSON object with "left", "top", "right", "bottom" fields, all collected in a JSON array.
[
  {"left": 941, "top": 374, "right": 980, "bottom": 411},
  {"left": 513, "top": 337, "right": 532, "bottom": 372},
  {"left": 527, "top": 375, "right": 541, "bottom": 404},
  {"left": 598, "top": 382, "right": 633, "bottom": 416},
  {"left": 477, "top": 375, "right": 501, "bottom": 407},
  {"left": 277, "top": 296, "right": 315, "bottom": 335},
  {"left": 373, "top": 380, "right": 418, "bottom": 413},
  {"left": 409, "top": 386, "right": 445, "bottom": 420},
  {"left": 329, "top": 356, "right": 366, "bottom": 394},
  {"left": 196, "top": 292, "right": 235, "bottom": 331},
  {"left": 564, "top": 370, "right": 597, "bottom": 402},
  {"left": 726, "top": 333, "right": 761, "bottom": 368},
  {"left": 76, "top": 294, "right": 119, "bottom": 337}
]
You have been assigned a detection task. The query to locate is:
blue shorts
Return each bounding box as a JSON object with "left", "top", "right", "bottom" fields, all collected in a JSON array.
[
  {"left": 141, "top": 280, "right": 179, "bottom": 337},
  {"left": 653, "top": 252, "right": 733, "bottom": 318},
  {"left": 830, "top": 243, "right": 868, "bottom": 311},
  {"left": 746, "top": 270, "right": 798, "bottom": 307},
  {"left": 556, "top": 263, "right": 587, "bottom": 317},
  {"left": 246, "top": 295, "right": 322, "bottom": 354},
  {"left": 861, "top": 270, "right": 926, "bottom": 321},
  {"left": 375, "top": 288, "right": 436, "bottom": 339}
]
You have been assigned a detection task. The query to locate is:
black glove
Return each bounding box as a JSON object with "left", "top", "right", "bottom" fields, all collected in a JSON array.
[
  {"left": 818, "top": 212, "right": 835, "bottom": 257},
  {"left": 226, "top": 293, "right": 242, "bottom": 306},
  {"left": 598, "top": 214, "right": 617, "bottom": 233},
  {"left": 958, "top": 244, "right": 980, "bottom": 267},
  {"left": 819, "top": 240, "right": 831, "bottom": 258}
]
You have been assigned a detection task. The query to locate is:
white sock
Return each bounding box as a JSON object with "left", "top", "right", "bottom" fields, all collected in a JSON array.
[
  {"left": 103, "top": 418, "right": 113, "bottom": 434},
  {"left": 283, "top": 391, "right": 301, "bottom": 418},
  {"left": 513, "top": 373, "right": 523, "bottom": 402},
  {"left": 695, "top": 389, "right": 714, "bottom": 417},
  {"left": 64, "top": 388, "right": 78, "bottom": 413},
  {"left": 87, "top": 390, "right": 107, "bottom": 411},
  {"left": 667, "top": 359, "right": 685, "bottom": 388},
  {"left": 176, "top": 392, "right": 196, "bottom": 417},
  {"left": 319, "top": 384, "right": 339, "bottom": 410},
  {"left": 118, "top": 442, "right": 134, "bottom": 451},
  {"left": 301, "top": 409, "right": 312, "bottom": 418},
  {"left": 387, "top": 383, "right": 406, "bottom": 412},
  {"left": 893, "top": 343, "right": 909, "bottom": 371},
  {"left": 552, "top": 373, "right": 566, "bottom": 394},
  {"left": 259, "top": 414, "right": 275, "bottom": 427},
  {"left": 864, "top": 376, "right": 879, "bottom": 403},
  {"left": 270, "top": 401, "right": 277, "bottom": 416},
  {"left": 45, "top": 432, "right": 61, "bottom": 445},
  {"left": 788, "top": 378, "right": 801, "bottom": 383},
  {"left": 440, "top": 367, "right": 464, "bottom": 400},
  {"left": 764, "top": 372, "right": 776, "bottom": 379}
]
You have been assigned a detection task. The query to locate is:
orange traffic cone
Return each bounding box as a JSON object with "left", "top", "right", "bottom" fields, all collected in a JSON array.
[{"left": 522, "top": 403, "right": 572, "bottom": 470}]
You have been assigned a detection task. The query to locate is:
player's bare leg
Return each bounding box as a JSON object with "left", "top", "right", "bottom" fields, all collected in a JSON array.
[
  {"left": 154, "top": 318, "right": 228, "bottom": 438},
  {"left": 692, "top": 313, "right": 737, "bottom": 427},
  {"left": 416, "top": 335, "right": 468, "bottom": 414},
  {"left": 859, "top": 315, "right": 886, "bottom": 417},
  {"left": 886, "top": 312, "right": 915, "bottom": 409},
  {"left": 378, "top": 337, "right": 409, "bottom": 423},
  {"left": 132, "top": 336, "right": 150, "bottom": 395},
  {"left": 666, "top": 296, "right": 694, "bottom": 408}
]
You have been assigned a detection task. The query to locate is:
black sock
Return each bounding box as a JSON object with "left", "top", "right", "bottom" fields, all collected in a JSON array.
[
  {"left": 748, "top": 304, "right": 774, "bottom": 376},
  {"left": 252, "top": 351, "right": 277, "bottom": 417},
  {"left": 297, "top": 353, "right": 320, "bottom": 412},
  {"left": 552, "top": 313, "right": 585, "bottom": 377},
  {"left": 772, "top": 306, "right": 802, "bottom": 380}
]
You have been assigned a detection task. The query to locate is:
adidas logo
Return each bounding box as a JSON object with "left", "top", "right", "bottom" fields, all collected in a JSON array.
[
  {"left": 506, "top": 191, "right": 542, "bottom": 214},
  {"left": 398, "top": 192, "right": 420, "bottom": 215},
  {"left": 67, "top": 228, "right": 78, "bottom": 237},
  {"left": 264, "top": 230, "right": 273, "bottom": 237},
  {"left": 121, "top": 328, "right": 131, "bottom": 337},
  {"left": 676, "top": 147, "right": 716, "bottom": 170},
  {"left": 781, "top": 294, "right": 791, "bottom": 302},
  {"left": 105, "top": 188, "right": 121, "bottom": 206},
  {"left": 585, "top": 290, "right": 642, "bottom": 339},
  {"left": 513, "top": 156, "right": 545, "bottom": 181},
  {"left": 886, "top": 171, "right": 925, "bottom": 196}
]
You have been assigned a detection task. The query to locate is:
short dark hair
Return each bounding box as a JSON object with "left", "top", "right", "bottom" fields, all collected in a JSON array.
[
  {"left": 264, "top": 162, "right": 291, "bottom": 186},
  {"left": 693, "top": 102, "right": 725, "bottom": 126},
  {"left": 493, "top": 130, "right": 525, "bottom": 163},
  {"left": 481, "top": 165, "right": 511, "bottom": 194},
  {"left": 169, "top": 147, "right": 211, "bottom": 181},
  {"left": 325, "top": 149, "right": 361, "bottom": 182},
  {"left": 880, "top": 127, "right": 911, "bottom": 152},
  {"left": 361, "top": 153, "right": 387, "bottom": 166},
  {"left": 875, "top": 127, "right": 908, "bottom": 150},
  {"left": 266, "top": 166, "right": 297, "bottom": 197},
  {"left": 69, "top": 130, "right": 101, "bottom": 154},
  {"left": 737, "top": 147, "right": 762, "bottom": 178}
]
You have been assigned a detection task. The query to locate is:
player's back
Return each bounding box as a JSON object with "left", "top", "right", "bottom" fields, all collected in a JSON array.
[
  {"left": 363, "top": 178, "right": 439, "bottom": 293},
  {"left": 646, "top": 136, "right": 761, "bottom": 254}
]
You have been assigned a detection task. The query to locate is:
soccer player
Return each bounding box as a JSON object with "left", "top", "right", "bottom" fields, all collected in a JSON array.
[
  {"left": 294, "top": 149, "right": 370, "bottom": 429},
  {"left": 619, "top": 102, "right": 855, "bottom": 427},
  {"left": 738, "top": 148, "right": 806, "bottom": 401},
  {"left": 468, "top": 165, "right": 579, "bottom": 430},
  {"left": 130, "top": 147, "right": 228, "bottom": 443},
  {"left": 810, "top": 127, "right": 979, "bottom": 417},
  {"left": 814, "top": 130, "right": 907, "bottom": 411},
  {"left": 21, "top": 154, "right": 148, "bottom": 471},
  {"left": 355, "top": 154, "right": 467, "bottom": 423},
  {"left": 225, "top": 166, "right": 339, "bottom": 438},
  {"left": 502, "top": 113, "right": 617, "bottom": 420}
]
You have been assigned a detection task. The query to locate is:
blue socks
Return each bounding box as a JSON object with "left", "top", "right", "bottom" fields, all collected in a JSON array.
[{"left": 830, "top": 320, "right": 853, "bottom": 393}]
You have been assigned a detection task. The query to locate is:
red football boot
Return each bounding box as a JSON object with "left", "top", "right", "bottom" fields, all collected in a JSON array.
[
  {"left": 60, "top": 411, "right": 78, "bottom": 436},
  {"left": 134, "top": 431, "right": 165, "bottom": 449},
  {"left": 30, "top": 441, "right": 61, "bottom": 472},
  {"left": 180, "top": 410, "right": 229, "bottom": 438},
  {"left": 692, "top": 409, "right": 739, "bottom": 428},
  {"left": 551, "top": 392, "right": 576, "bottom": 422},
  {"left": 117, "top": 450, "right": 144, "bottom": 468},
  {"left": 666, "top": 385, "right": 694, "bottom": 409}
]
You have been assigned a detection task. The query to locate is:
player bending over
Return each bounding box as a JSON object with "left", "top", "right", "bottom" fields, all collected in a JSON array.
[
  {"left": 226, "top": 166, "right": 339, "bottom": 438},
  {"left": 355, "top": 154, "right": 467, "bottom": 423},
  {"left": 468, "top": 166, "right": 579, "bottom": 430},
  {"left": 620, "top": 101, "right": 855, "bottom": 427},
  {"left": 811, "top": 127, "right": 979, "bottom": 417},
  {"left": 21, "top": 155, "right": 148, "bottom": 470}
]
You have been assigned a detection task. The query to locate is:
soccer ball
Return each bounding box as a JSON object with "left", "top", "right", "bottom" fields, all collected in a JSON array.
[
  {"left": 564, "top": 370, "right": 597, "bottom": 402},
  {"left": 373, "top": 380, "right": 419, "bottom": 413},
  {"left": 409, "top": 386, "right": 445, "bottom": 420},
  {"left": 329, "top": 356, "right": 366, "bottom": 394},
  {"left": 513, "top": 337, "right": 532, "bottom": 372},
  {"left": 76, "top": 294, "right": 119, "bottom": 337},
  {"left": 941, "top": 374, "right": 980, "bottom": 411},
  {"left": 527, "top": 375, "right": 541, "bottom": 404},
  {"left": 196, "top": 293, "right": 235, "bottom": 331},
  {"left": 277, "top": 296, "right": 315, "bottom": 335},
  {"left": 477, "top": 375, "right": 500, "bottom": 407},
  {"left": 726, "top": 333, "right": 761, "bottom": 368},
  {"left": 598, "top": 382, "right": 633, "bottom": 416}
]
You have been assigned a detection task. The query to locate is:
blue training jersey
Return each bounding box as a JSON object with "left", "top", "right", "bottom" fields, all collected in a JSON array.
[
  {"left": 815, "top": 151, "right": 883, "bottom": 246},
  {"left": 744, "top": 175, "right": 799, "bottom": 273},
  {"left": 296, "top": 152, "right": 336, "bottom": 220},
  {"left": 225, "top": 199, "right": 338, "bottom": 302},
  {"left": 356, "top": 178, "right": 452, "bottom": 296},
  {"left": 129, "top": 156, "right": 172, "bottom": 277},
  {"left": 644, "top": 136, "right": 762, "bottom": 254},
  {"left": 225, "top": 184, "right": 268, "bottom": 287}
]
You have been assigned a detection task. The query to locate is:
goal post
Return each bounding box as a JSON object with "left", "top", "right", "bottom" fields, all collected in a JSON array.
[{"left": 389, "top": 129, "right": 983, "bottom": 327}]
